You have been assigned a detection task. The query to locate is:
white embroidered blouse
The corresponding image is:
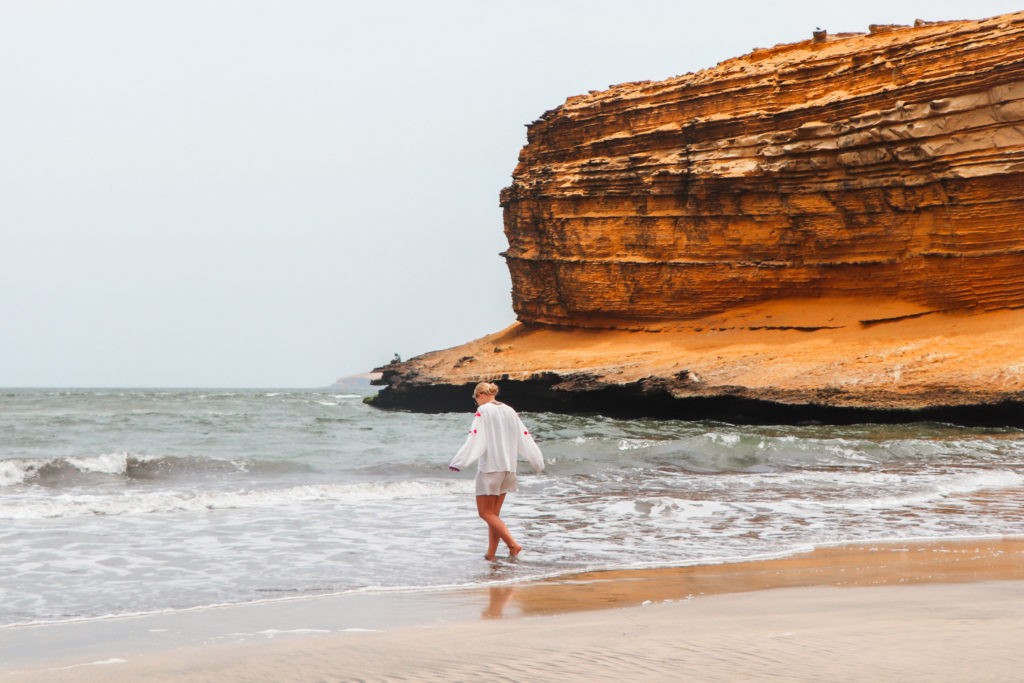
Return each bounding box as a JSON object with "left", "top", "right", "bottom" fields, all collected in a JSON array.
[{"left": 449, "top": 401, "right": 545, "bottom": 474}]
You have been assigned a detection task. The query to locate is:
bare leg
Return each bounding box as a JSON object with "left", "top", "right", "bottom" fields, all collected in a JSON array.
[
  {"left": 485, "top": 494, "right": 503, "bottom": 560},
  {"left": 476, "top": 494, "right": 521, "bottom": 559},
  {"left": 486, "top": 494, "right": 510, "bottom": 559}
]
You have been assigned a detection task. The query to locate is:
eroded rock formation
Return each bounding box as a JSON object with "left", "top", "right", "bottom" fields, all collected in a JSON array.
[
  {"left": 371, "top": 12, "right": 1024, "bottom": 424},
  {"left": 502, "top": 13, "right": 1024, "bottom": 326}
]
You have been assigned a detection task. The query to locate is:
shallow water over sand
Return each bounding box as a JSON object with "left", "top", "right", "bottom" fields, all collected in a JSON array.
[{"left": 1, "top": 388, "right": 1022, "bottom": 625}]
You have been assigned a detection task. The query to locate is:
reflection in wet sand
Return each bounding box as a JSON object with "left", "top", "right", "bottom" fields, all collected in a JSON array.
[
  {"left": 473, "top": 537, "right": 1024, "bottom": 618},
  {"left": 483, "top": 586, "right": 516, "bottom": 618}
]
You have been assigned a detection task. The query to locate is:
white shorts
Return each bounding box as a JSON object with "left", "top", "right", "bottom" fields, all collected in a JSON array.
[{"left": 475, "top": 471, "right": 518, "bottom": 496}]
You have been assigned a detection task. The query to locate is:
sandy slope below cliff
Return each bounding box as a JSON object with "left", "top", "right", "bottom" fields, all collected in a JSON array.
[{"left": 395, "top": 299, "right": 1024, "bottom": 409}]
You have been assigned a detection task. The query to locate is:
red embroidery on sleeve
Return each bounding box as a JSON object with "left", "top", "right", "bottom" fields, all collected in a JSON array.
[{"left": 475, "top": 412, "right": 481, "bottom": 417}]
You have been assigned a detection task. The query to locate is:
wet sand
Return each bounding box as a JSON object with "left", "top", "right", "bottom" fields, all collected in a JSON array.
[
  {"left": 5, "top": 538, "right": 1024, "bottom": 682},
  {"left": 487, "top": 537, "right": 1024, "bottom": 617}
]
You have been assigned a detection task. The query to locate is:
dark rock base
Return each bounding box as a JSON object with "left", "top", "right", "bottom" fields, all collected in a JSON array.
[{"left": 368, "top": 371, "right": 1024, "bottom": 427}]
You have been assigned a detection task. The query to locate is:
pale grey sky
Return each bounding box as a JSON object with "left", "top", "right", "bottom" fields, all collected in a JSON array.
[{"left": 2, "top": 0, "right": 1020, "bottom": 387}]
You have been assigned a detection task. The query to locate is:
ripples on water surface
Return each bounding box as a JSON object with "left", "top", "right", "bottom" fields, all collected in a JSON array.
[{"left": 1, "top": 388, "right": 1022, "bottom": 625}]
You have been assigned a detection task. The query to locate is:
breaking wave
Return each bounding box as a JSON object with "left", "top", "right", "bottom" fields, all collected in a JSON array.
[{"left": 0, "top": 452, "right": 306, "bottom": 488}]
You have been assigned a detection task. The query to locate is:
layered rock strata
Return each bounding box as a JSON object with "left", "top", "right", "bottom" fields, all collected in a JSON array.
[
  {"left": 372, "top": 13, "right": 1024, "bottom": 424},
  {"left": 503, "top": 13, "right": 1024, "bottom": 326}
]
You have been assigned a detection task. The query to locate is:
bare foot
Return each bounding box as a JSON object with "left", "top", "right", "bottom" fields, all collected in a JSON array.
[
  {"left": 508, "top": 544, "right": 523, "bottom": 558},
  {"left": 484, "top": 554, "right": 497, "bottom": 561}
]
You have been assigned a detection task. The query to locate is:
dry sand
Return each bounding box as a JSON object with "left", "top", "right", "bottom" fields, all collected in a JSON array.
[{"left": 7, "top": 538, "right": 1024, "bottom": 682}]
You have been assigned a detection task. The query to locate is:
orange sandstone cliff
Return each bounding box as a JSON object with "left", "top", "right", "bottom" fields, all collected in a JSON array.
[{"left": 371, "top": 13, "right": 1024, "bottom": 424}]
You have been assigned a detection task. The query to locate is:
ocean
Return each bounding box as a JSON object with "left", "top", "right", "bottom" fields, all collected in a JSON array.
[{"left": 1, "top": 388, "right": 1022, "bottom": 628}]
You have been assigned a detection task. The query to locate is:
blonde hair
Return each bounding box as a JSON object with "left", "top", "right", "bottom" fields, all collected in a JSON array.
[{"left": 474, "top": 382, "right": 499, "bottom": 397}]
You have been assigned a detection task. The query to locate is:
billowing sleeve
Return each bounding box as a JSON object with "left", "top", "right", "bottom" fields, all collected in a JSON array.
[
  {"left": 449, "top": 411, "right": 486, "bottom": 471},
  {"left": 517, "top": 418, "right": 545, "bottom": 473}
]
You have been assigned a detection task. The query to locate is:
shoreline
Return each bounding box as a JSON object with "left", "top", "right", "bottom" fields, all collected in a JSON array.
[
  {"left": 476, "top": 536, "right": 1024, "bottom": 618},
  {"left": 4, "top": 536, "right": 1024, "bottom": 681}
]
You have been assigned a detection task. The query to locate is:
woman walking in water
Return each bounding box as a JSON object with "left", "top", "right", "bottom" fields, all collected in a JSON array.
[{"left": 449, "top": 382, "right": 544, "bottom": 560}]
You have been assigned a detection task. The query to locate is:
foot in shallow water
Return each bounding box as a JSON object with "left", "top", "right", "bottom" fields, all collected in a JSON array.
[{"left": 508, "top": 544, "right": 523, "bottom": 559}]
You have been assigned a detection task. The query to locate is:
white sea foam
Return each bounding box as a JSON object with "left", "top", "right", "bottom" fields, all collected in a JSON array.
[
  {"left": 704, "top": 432, "right": 741, "bottom": 447},
  {"left": 65, "top": 452, "right": 133, "bottom": 475},
  {"left": 0, "top": 479, "right": 475, "bottom": 519},
  {"left": 617, "top": 439, "right": 656, "bottom": 451},
  {"left": 0, "top": 460, "right": 28, "bottom": 486},
  {"left": 253, "top": 628, "right": 331, "bottom": 638},
  {"left": 738, "top": 467, "right": 1022, "bottom": 492},
  {"left": 50, "top": 658, "right": 126, "bottom": 671},
  {"left": 933, "top": 469, "right": 1024, "bottom": 495}
]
